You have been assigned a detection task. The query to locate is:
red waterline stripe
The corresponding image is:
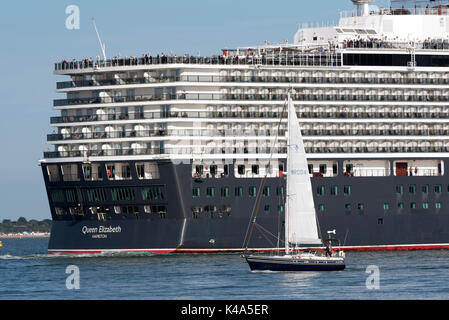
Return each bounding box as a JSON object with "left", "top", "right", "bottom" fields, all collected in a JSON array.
[
  {"left": 48, "top": 243, "right": 449, "bottom": 255},
  {"left": 341, "top": 244, "right": 449, "bottom": 251},
  {"left": 48, "top": 249, "right": 176, "bottom": 254}
]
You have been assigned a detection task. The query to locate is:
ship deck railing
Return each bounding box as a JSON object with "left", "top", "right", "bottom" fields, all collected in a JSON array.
[
  {"left": 343, "top": 40, "right": 449, "bottom": 51},
  {"left": 54, "top": 53, "right": 342, "bottom": 72}
]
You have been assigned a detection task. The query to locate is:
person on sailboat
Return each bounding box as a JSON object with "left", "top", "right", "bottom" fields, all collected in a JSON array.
[{"left": 325, "top": 245, "right": 331, "bottom": 257}]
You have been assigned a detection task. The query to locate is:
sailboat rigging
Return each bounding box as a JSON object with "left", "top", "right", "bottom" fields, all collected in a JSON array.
[{"left": 243, "top": 92, "right": 345, "bottom": 272}]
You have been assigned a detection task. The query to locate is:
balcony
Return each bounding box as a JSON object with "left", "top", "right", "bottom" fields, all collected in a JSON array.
[
  {"left": 53, "top": 91, "right": 449, "bottom": 107},
  {"left": 56, "top": 74, "right": 449, "bottom": 90}
]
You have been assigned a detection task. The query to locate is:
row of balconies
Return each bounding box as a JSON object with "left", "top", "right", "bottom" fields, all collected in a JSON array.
[
  {"left": 56, "top": 74, "right": 449, "bottom": 89},
  {"left": 53, "top": 92, "right": 449, "bottom": 107},
  {"left": 49, "top": 110, "right": 449, "bottom": 124},
  {"left": 46, "top": 128, "right": 449, "bottom": 143}
]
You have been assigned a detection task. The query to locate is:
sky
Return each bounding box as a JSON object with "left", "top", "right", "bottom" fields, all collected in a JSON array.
[{"left": 0, "top": 0, "right": 391, "bottom": 221}]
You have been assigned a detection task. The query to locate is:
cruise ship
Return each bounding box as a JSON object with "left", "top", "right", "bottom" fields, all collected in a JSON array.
[{"left": 41, "top": 0, "right": 449, "bottom": 254}]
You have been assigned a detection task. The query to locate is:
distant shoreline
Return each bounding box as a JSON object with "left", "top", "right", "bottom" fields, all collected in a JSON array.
[{"left": 0, "top": 233, "right": 50, "bottom": 239}]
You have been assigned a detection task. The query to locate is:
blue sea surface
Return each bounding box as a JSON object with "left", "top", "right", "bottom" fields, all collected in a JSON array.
[{"left": 1, "top": 238, "right": 449, "bottom": 300}]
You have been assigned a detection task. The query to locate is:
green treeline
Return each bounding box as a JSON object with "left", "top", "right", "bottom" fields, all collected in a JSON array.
[{"left": 0, "top": 217, "right": 51, "bottom": 234}]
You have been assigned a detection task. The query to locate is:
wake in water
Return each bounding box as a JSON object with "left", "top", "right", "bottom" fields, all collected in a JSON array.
[{"left": 0, "top": 251, "right": 158, "bottom": 260}]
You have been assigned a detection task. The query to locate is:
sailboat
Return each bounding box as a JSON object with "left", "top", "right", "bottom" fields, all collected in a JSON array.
[{"left": 244, "top": 93, "right": 345, "bottom": 272}]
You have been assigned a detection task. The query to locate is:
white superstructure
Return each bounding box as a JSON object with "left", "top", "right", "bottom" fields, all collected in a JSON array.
[
  {"left": 295, "top": 0, "right": 449, "bottom": 47},
  {"left": 42, "top": 0, "right": 449, "bottom": 182}
]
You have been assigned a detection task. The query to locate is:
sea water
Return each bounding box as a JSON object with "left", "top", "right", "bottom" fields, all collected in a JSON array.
[{"left": 0, "top": 238, "right": 448, "bottom": 300}]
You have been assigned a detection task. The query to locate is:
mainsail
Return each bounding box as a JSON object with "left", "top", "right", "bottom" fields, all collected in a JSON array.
[{"left": 285, "top": 93, "right": 321, "bottom": 250}]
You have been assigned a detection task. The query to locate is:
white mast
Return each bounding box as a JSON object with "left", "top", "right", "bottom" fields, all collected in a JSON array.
[
  {"left": 285, "top": 92, "right": 291, "bottom": 255},
  {"left": 92, "top": 18, "right": 106, "bottom": 61}
]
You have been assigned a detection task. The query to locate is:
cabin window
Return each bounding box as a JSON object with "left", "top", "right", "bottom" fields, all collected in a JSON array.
[
  {"left": 111, "top": 187, "right": 136, "bottom": 201},
  {"left": 277, "top": 186, "right": 285, "bottom": 196},
  {"left": 410, "top": 202, "right": 417, "bottom": 209},
  {"left": 65, "top": 189, "right": 81, "bottom": 203},
  {"left": 142, "top": 187, "right": 165, "bottom": 201},
  {"left": 221, "top": 187, "right": 229, "bottom": 197},
  {"left": 319, "top": 164, "right": 327, "bottom": 174},
  {"left": 249, "top": 186, "right": 257, "bottom": 197},
  {"left": 121, "top": 164, "right": 131, "bottom": 179},
  {"left": 47, "top": 165, "right": 59, "bottom": 182},
  {"left": 396, "top": 185, "right": 404, "bottom": 195},
  {"left": 435, "top": 185, "right": 442, "bottom": 193},
  {"left": 278, "top": 205, "right": 284, "bottom": 212},
  {"left": 423, "top": 202, "right": 429, "bottom": 209},
  {"left": 106, "top": 164, "right": 115, "bottom": 179},
  {"left": 251, "top": 165, "right": 259, "bottom": 175},
  {"left": 264, "top": 205, "right": 270, "bottom": 212},
  {"left": 263, "top": 186, "right": 270, "bottom": 197},
  {"left": 223, "top": 164, "right": 229, "bottom": 176},
  {"left": 308, "top": 164, "right": 313, "bottom": 174},
  {"left": 383, "top": 203, "right": 390, "bottom": 210},
  {"left": 86, "top": 188, "right": 107, "bottom": 202},
  {"left": 344, "top": 185, "right": 351, "bottom": 196},
  {"left": 196, "top": 165, "right": 204, "bottom": 175},
  {"left": 235, "top": 187, "right": 243, "bottom": 197},
  {"left": 83, "top": 164, "right": 103, "bottom": 181},
  {"left": 206, "top": 187, "right": 215, "bottom": 198},
  {"left": 318, "top": 204, "right": 325, "bottom": 212},
  {"left": 436, "top": 202, "right": 442, "bottom": 209},
  {"left": 358, "top": 203, "right": 365, "bottom": 211},
  {"left": 317, "top": 186, "right": 325, "bottom": 196},
  {"left": 118, "top": 206, "right": 139, "bottom": 214},
  {"left": 345, "top": 204, "right": 351, "bottom": 211},
  {"left": 55, "top": 207, "right": 67, "bottom": 215},
  {"left": 136, "top": 164, "right": 145, "bottom": 179},
  {"left": 238, "top": 165, "right": 245, "bottom": 175},
  {"left": 51, "top": 190, "right": 65, "bottom": 203},
  {"left": 330, "top": 186, "right": 338, "bottom": 196},
  {"left": 422, "top": 185, "right": 429, "bottom": 194},
  {"left": 345, "top": 164, "right": 353, "bottom": 175},
  {"left": 83, "top": 165, "right": 92, "bottom": 180},
  {"left": 143, "top": 205, "right": 166, "bottom": 218},
  {"left": 192, "top": 187, "right": 200, "bottom": 198},
  {"left": 61, "top": 164, "right": 79, "bottom": 181},
  {"left": 136, "top": 162, "right": 160, "bottom": 179},
  {"left": 398, "top": 202, "right": 404, "bottom": 209},
  {"left": 210, "top": 165, "right": 218, "bottom": 177},
  {"left": 409, "top": 185, "right": 416, "bottom": 194},
  {"left": 69, "top": 207, "right": 83, "bottom": 215}
]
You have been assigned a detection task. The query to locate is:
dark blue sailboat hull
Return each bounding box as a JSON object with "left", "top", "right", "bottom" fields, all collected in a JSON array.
[{"left": 246, "top": 256, "right": 346, "bottom": 272}]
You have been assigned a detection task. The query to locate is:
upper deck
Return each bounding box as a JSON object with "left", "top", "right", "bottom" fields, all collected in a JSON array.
[{"left": 55, "top": 1, "right": 449, "bottom": 74}]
